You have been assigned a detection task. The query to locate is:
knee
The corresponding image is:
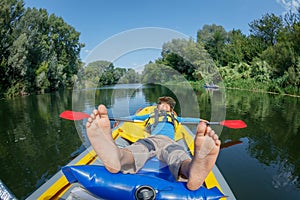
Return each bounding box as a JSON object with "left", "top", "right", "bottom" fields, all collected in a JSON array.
[
  {"left": 136, "top": 138, "right": 156, "bottom": 152},
  {"left": 161, "top": 144, "right": 186, "bottom": 161}
]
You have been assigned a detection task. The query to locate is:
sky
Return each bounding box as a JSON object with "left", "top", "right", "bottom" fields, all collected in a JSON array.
[{"left": 23, "top": 0, "right": 299, "bottom": 68}]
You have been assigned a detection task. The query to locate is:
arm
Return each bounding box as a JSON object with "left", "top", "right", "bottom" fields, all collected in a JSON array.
[
  {"left": 177, "top": 116, "right": 203, "bottom": 123},
  {"left": 177, "top": 117, "right": 207, "bottom": 124},
  {"left": 128, "top": 114, "right": 150, "bottom": 121}
]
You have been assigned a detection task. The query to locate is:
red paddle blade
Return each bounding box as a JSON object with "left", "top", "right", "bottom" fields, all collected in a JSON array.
[
  {"left": 60, "top": 110, "right": 90, "bottom": 120},
  {"left": 220, "top": 120, "right": 247, "bottom": 129},
  {"left": 221, "top": 140, "right": 243, "bottom": 149}
]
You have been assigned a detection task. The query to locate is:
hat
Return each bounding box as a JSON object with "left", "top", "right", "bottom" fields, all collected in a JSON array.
[{"left": 158, "top": 96, "right": 176, "bottom": 109}]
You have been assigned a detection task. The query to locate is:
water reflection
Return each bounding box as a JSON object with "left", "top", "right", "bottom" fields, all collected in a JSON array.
[
  {"left": 0, "top": 90, "right": 81, "bottom": 199},
  {"left": 220, "top": 90, "right": 300, "bottom": 199}
]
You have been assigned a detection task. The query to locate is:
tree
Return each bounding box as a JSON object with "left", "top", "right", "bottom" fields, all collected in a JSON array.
[
  {"left": 47, "top": 14, "right": 83, "bottom": 86},
  {"left": 142, "top": 63, "right": 178, "bottom": 83},
  {"left": 84, "top": 61, "right": 111, "bottom": 88},
  {"left": 0, "top": 0, "right": 25, "bottom": 97},
  {"left": 260, "top": 41, "right": 295, "bottom": 78},
  {"left": 0, "top": 1, "right": 84, "bottom": 98},
  {"left": 249, "top": 13, "right": 283, "bottom": 46},
  {"left": 119, "top": 68, "right": 139, "bottom": 84},
  {"left": 197, "top": 24, "right": 228, "bottom": 64},
  {"left": 220, "top": 29, "right": 246, "bottom": 65},
  {"left": 160, "top": 38, "right": 211, "bottom": 81}
]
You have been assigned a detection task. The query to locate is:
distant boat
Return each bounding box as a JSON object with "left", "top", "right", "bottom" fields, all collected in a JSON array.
[{"left": 204, "top": 83, "right": 219, "bottom": 89}]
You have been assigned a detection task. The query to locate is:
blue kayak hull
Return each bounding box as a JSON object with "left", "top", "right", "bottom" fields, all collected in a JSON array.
[{"left": 62, "top": 158, "right": 225, "bottom": 200}]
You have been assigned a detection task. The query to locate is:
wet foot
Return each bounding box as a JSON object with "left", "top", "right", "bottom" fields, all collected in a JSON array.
[
  {"left": 187, "top": 122, "right": 221, "bottom": 190},
  {"left": 86, "top": 104, "right": 121, "bottom": 173}
]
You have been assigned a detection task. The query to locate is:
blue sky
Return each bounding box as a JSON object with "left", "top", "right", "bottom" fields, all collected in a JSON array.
[{"left": 23, "top": 0, "right": 298, "bottom": 67}]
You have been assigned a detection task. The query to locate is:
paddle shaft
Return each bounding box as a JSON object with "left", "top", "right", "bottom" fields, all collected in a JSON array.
[
  {"left": 109, "top": 119, "right": 246, "bottom": 129},
  {"left": 60, "top": 110, "right": 246, "bottom": 129},
  {"left": 181, "top": 121, "right": 219, "bottom": 125},
  {"left": 111, "top": 118, "right": 217, "bottom": 125},
  {"left": 109, "top": 118, "right": 143, "bottom": 123},
  {"left": 108, "top": 118, "right": 246, "bottom": 129}
]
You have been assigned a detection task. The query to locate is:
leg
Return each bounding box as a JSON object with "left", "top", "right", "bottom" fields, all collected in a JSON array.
[
  {"left": 122, "top": 138, "right": 157, "bottom": 173},
  {"left": 156, "top": 137, "right": 191, "bottom": 181},
  {"left": 86, "top": 104, "right": 134, "bottom": 173},
  {"left": 180, "top": 122, "right": 221, "bottom": 190}
]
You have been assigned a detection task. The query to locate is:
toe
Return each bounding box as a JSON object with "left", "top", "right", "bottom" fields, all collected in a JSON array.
[
  {"left": 98, "top": 105, "right": 109, "bottom": 118},
  {"left": 196, "top": 122, "right": 207, "bottom": 136}
]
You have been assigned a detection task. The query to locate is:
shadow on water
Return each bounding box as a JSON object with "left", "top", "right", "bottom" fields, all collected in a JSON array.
[{"left": 0, "top": 84, "right": 299, "bottom": 199}]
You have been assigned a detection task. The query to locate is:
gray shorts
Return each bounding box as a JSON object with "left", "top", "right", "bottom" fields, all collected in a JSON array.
[{"left": 122, "top": 135, "right": 191, "bottom": 180}]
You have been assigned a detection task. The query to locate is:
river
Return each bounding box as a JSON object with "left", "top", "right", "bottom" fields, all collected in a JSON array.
[{"left": 0, "top": 84, "right": 299, "bottom": 199}]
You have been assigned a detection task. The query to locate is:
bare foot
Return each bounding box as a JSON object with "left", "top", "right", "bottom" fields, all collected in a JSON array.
[
  {"left": 86, "top": 104, "right": 121, "bottom": 173},
  {"left": 186, "top": 122, "right": 221, "bottom": 190}
]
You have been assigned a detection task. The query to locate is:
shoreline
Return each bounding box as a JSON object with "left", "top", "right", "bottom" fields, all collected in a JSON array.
[
  {"left": 189, "top": 81, "right": 300, "bottom": 98},
  {"left": 224, "top": 87, "right": 300, "bottom": 98}
]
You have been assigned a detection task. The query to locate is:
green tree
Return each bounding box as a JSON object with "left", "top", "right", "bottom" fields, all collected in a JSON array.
[
  {"left": 113, "top": 68, "right": 127, "bottom": 83},
  {"left": 260, "top": 41, "right": 295, "bottom": 78},
  {"left": 84, "top": 61, "right": 111, "bottom": 88},
  {"left": 142, "top": 63, "right": 177, "bottom": 83},
  {"left": 35, "top": 61, "right": 50, "bottom": 93},
  {"left": 197, "top": 24, "right": 228, "bottom": 64},
  {"left": 160, "top": 38, "right": 211, "bottom": 81},
  {"left": 118, "top": 68, "right": 140, "bottom": 84},
  {"left": 0, "top": 1, "right": 83, "bottom": 98},
  {"left": 47, "top": 14, "right": 83, "bottom": 87},
  {"left": 0, "top": 0, "right": 25, "bottom": 97},
  {"left": 14, "top": 8, "right": 50, "bottom": 92},
  {"left": 220, "top": 29, "right": 246, "bottom": 65},
  {"left": 249, "top": 13, "right": 283, "bottom": 46},
  {"left": 7, "top": 33, "right": 29, "bottom": 96}
]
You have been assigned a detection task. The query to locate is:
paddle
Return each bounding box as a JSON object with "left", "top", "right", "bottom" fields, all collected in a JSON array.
[
  {"left": 220, "top": 140, "right": 243, "bottom": 149},
  {"left": 181, "top": 120, "right": 247, "bottom": 129},
  {"left": 59, "top": 110, "right": 143, "bottom": 122},
  {"left": 60, "top": 110, "right": 247, "bottom": 129}
]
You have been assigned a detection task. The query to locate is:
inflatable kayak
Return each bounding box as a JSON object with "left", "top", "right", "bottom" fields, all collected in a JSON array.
[{"left": 27, "top": 106, "right": 236, "bottom": 200}]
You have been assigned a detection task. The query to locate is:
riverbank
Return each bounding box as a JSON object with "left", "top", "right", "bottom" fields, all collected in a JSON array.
[
  {"left": 1, "top": 78, "right": 299, "bottom": 100},
  {"left": 190, "top": 79, "right": 300, "bottom": 98}
]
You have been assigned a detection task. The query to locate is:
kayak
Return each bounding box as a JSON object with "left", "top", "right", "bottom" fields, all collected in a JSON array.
[
  {"left": 204, "top": 85, "right": 219, "bottom": 89},
  {"left": 27, "top": 106, "right": 236, "bottom": 200}
]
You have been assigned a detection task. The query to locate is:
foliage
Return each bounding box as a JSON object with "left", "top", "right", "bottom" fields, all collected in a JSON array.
[
  {"left": 80, "top": 60, "right": 139, "bottom": 88},
  {"left": 141, "top": 63, "right": 178, "bottom": 83},
  {"left": 118, "top": 68, "right": 140, "bottom": 84},
  {"left": 159, "top": 39, "right": 195, "bottom": 80},
  {"left": 195, "top": 10, "right": 300, "bottom": 96},
  {"left": 1, "top": 0, "right": 299, "bottom": 98},
  {"left": 197, "top": 24, "right": 227, "bottom": 64},
  {"left": 249, "top": 13, "right": 283, "bottom": 46},
  {"left": 0, "top": 0, "right": 83, "bottom": 98},
  {"left": 158, "top": 38, "right": 215, "bottom": 82}
]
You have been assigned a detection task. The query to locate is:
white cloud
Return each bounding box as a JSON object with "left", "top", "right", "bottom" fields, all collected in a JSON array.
[
  {"left": 276, "top": 0, "right": 300, "bottom": 13},
  {"left": 84, "top": 49, "right": 90, "bottom": 53}
]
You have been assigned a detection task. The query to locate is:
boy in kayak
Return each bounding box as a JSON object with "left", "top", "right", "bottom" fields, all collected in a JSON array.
[{"left": 86, "top": 96, "right": 221, "bottom": 191}]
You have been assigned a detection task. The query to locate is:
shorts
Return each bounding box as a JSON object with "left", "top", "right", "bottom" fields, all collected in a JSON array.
[{"left": 122, "top": 135, "right": 191, "bottom": 181}]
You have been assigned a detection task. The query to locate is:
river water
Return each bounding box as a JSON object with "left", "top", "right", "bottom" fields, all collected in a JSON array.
[{"left": 0, "top": 84, "right": 299, "bottom": 199}]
